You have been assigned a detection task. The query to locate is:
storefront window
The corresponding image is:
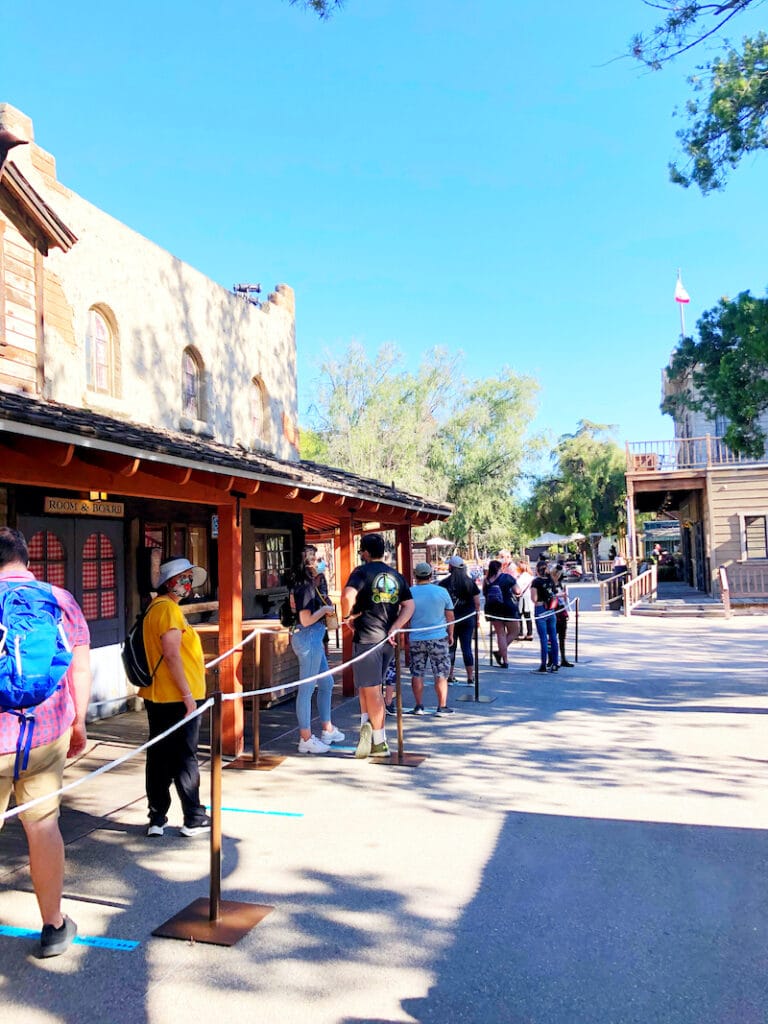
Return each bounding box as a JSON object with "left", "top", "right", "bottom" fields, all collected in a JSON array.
[
  {"left": 28, "top": 530, "right": 66, "bottom": 589},
  {"left": 254, "top": 532, "right": 291, "bottom": 590},
  {"left": 81, "top": 531, "right": 117, "bottom": 620}
]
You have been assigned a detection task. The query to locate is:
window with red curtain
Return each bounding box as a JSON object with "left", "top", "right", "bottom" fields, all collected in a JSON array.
[
  {"left": 28, "top": 530, "right": 67, "bottom": 588},
  {"left": 81, "top": 531, "right": 117, "bottom": 620}
]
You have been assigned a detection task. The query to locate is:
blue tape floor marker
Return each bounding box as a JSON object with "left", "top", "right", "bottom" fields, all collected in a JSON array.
[
  {"left": 0, "top": 925, "right": 139, "bottom": 951},
  {"left": 206, "top": 805, "right": 304, "bottom": 818}
]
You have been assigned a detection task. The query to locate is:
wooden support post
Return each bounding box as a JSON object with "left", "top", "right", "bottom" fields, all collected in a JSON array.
[
  {"left": 395, "top": 524, "right": 412, "bottom": 581},
  {"left": 338, "top": 516, "right": 355, "bottom": 697},
  {"left": 217, "top": 502, "right": 243, "bottom": 757}
]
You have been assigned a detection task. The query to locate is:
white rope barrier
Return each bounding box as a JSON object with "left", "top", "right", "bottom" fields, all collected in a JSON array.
[
  {"left": 1, "top": 698, "right": 214, "bottom": 824},
  {"left": 2, "top": 600, "right": 576, "bottom": 824}
]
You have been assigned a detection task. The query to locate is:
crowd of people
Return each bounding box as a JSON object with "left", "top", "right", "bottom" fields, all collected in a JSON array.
[
  {"left": 0, "top": 526, "right": 581, "bottom": 959},
  {"left": 289, "top": 536, "right": 578, "bottom": 760}
]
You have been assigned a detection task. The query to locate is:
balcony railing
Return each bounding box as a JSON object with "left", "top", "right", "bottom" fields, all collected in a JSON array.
[{"left": 626, "top": 436, "right": 768, "bottom": 473}]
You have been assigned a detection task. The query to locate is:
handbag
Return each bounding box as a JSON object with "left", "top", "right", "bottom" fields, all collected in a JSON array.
[{"left": 314, "top": 586, "right": 338, "bottom": 631}]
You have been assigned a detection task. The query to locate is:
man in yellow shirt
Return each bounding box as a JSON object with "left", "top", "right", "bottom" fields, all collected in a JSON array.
[{"left": 141, "top": 558, "right": 209, "bottom": 838}]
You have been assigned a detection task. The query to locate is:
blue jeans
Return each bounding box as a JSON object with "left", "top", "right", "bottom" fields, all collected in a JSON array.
[
  {"left": 290, "top": 620, "right": 333, "bottom": 731},
  {"left": 534, "top": 605, "right": 559, "bottom": 669},
  {"left": 450, "top": 616, "right": 475, "bottom": 669}
]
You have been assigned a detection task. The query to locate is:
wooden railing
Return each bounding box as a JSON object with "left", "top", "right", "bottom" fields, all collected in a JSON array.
[
  {"left": 623, "top": 564, "right": 657, "bottom": 617},
  {"left": 626, "top": 436, "right": 768, "bottom": 473},
  {"left": 599, "top": 571, "right": 628, "bottom": 611},
  {"left": 714, "top": 564, "right": 768, "bottom": 601}
]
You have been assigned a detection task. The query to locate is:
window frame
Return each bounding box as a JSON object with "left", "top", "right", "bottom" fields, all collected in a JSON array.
[
  {"left": 738, "top": 511, "right": 768, "bottom": 562},
  {"left": 85, "top": 306, "right": 120, "bottom": 397}
]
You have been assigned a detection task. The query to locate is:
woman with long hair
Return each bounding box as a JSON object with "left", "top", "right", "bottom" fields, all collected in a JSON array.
[
  {"left": 550, "top": 565, "right": 574, "bottom": 667},
  {"left": 439, "top": 555, "right": 481, "bottom": 684},
  {"left": 483, "top": 559, "right": 520, "bottom": 669},
  {"left": 290, "top": 547, "right": 345, "bottom": 754}
]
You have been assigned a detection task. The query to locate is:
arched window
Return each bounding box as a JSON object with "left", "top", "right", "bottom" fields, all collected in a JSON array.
[
  {"left": 182, "top": 347, "right": 204, "bottom": 421},
  {"left": 86, "top": 307, "right": 120, "bottom": 396},
  {"left": 251, "top": 376, "right": 269, "bottom": 447},
  {"left": 81, "top": 531, "right": 117, "bottom": 621},
  {"left": 28, "top": 530, "right": 66, "bottom": 589}
]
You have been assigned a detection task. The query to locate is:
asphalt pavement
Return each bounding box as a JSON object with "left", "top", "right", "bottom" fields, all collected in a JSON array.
[{"left": 1, "top": 607, "right": 766, "bottom": 1024}]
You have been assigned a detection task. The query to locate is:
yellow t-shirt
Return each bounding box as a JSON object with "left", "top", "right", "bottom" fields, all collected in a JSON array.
[{"left": 141, "top": 595, "right": 206, "bottom": 702}]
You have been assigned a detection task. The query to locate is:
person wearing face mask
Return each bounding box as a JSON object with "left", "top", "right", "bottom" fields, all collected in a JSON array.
[{"left": 141, "top": 558, "right": 210, "bottom": 838}]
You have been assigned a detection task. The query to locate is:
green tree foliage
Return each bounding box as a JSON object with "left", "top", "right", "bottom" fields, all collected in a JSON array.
[
  {"left": 303, "top": 342, "right": 539, "bottom": 552},
  {"left": 662, "top": 289, "right": 768, "bottom": 456},
  {"left": 288, "top": 0, "right": 343, "bottom": 17},
  {"left": 523, "top": 421, "right": 626, "bottom": 539},
  {"left": 631, "top": 1, "right": 768, "bottom": 191}
]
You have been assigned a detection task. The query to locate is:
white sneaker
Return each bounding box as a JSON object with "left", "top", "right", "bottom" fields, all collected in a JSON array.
[
  {"left": 321, "top": 727, "right": 345, "bottom": 744},
  {"left": 298, "top": 735, "right": 331, "bottom": 754}
]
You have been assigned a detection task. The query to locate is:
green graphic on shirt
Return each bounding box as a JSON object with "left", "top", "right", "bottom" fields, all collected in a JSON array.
[{"left": 371, "top": 572, "right": 399, "bottom": 605}]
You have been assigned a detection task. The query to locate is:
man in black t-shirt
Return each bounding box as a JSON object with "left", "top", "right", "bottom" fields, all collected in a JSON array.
[{"left": 341, "top": 534, "right": 414, "bottom": 758}]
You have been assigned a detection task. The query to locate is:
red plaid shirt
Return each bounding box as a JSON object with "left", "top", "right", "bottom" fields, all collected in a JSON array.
[{"left": 0, "top": 570, "right": 90, "bottom": 755}]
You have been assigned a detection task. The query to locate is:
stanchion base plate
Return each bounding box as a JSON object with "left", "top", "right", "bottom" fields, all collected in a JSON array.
[
  {"left": 455, "top": 694, "right": 496, "bottom": 703},
  {"left": 371, "top": 751, "right": 428, "bottom": 767},
  {"left": 152, "top": 897, "right": 273, "bottom": 946},
  {"left": 225, "top": 754, "right": 285, "bottom": 772}
]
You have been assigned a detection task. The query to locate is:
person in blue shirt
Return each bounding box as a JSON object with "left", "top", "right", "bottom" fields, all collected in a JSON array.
[{"left": 408, "top": 562, "right": 455, "bottom": 715}]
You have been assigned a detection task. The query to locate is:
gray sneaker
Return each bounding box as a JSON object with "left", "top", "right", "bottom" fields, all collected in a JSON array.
[
  {"left": 39, "top": 915, "right": 77, "bottom": 958},
  {"left": 354, "top": 721, "right": 373, "bottom": 759}
]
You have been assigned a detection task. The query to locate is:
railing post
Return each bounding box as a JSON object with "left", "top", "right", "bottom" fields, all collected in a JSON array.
[
  {"left": 706, "top": 433, "right": 712, "bottom": 467},
  {"left": 718, "top": 565, "right": 732, "bottom": 618}
]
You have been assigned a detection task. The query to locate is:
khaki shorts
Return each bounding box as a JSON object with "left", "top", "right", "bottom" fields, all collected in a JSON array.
[{"left": 0, "top": 731, "right": 69, "bottom": 827}]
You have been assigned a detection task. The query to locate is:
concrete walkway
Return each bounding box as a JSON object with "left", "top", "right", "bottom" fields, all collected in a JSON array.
[{"left": 1, "top": 611, "right": 767, "bottom": 1024}]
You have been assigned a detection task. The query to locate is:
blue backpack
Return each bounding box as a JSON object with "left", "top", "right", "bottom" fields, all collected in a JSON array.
[{"left": 0, "top": 580, "right": 73, "bottom": 779}]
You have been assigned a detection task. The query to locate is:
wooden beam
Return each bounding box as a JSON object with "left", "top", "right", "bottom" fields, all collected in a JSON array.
[
  {"left": 142, "top": 462, "right": 193, "bottom": 486},
  {"left": 217, "top": 502, "right": 244, "bottom": 758},
  {"left": 239, "top": 478, "right": 261, "bottom": 495},
  {"left": 190, "top": 470, "right": 235, "bottom": 491},
  {"left": 332, "top": 495, "right": 347, "bottom": 507},
  {"left": 284, "top": 487, "right": 299, "bottom": 499},
  {"left": 309, "top": 491, "right": 325, "bottom": 503},
  {"left": 78, "top": 449, "right": 141, "bottom": 477},
  {"left": 13, "top": 437, "right": 74, "bottom": 467}
]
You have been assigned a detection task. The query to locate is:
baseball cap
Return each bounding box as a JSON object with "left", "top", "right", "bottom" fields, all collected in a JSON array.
[
  {"left": 448, "top": 555, "right": 465, "bottom": 568},
  {"left": 414, "top": 562, "right": 433, "bottom": 579}
]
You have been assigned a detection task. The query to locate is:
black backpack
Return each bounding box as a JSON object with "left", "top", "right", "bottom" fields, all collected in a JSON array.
[{"left": 121, "top": 609, "right": 163, "bottom": 688}]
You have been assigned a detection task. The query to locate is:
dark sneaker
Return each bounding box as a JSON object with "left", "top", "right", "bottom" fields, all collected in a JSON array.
[
  {"left": 561, "top": 660, "right": 575, "bottom": 667},
  {"left": 354, "top": 721, "right": 373, "bottom": 759},
  {"left": 435, "top": 706, "right": 454, "bottom": 715},
  {"left": 370, "top": 741, "right": 390, "bottom": 756},
  {"left": 180, "top": 816, "right": 211, "bottom": 837},
  {"left": 548, "top": 665, "right": 559, "bottom": 673},
  {"left": 39, "top": 915, "right": 77, "bottom": 958},
  {"left": 146, "top": 823, "right": 164, "bottom": 837},
  {"left": 385, "top": 701, "right": 397, "bottom": 716},
  {"left": 533, "top": 666, "right": 548, "bottom": 674},
  {"left": 411, "top": 704, "right": 425, "bottom": 716}
]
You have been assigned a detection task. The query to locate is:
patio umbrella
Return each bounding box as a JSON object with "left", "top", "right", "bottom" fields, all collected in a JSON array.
[{"left": 425, "top": 537, "right": 452, "bottom": 547}]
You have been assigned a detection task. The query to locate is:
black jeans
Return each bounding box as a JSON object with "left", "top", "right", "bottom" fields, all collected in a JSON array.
[
  {"left": 450, "top": 616, "right": 475, "bottom": 669},
  {"left": 145, "top": 700, "right": 206, "bottom": 828}
]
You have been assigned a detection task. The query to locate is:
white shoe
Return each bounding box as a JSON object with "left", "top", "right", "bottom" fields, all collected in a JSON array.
[
  {"left": 298, "top": 735, "right": 330, "bottom": 754},
  {"left": 321, "top": 727, "right": 345, "bottom": 744}
]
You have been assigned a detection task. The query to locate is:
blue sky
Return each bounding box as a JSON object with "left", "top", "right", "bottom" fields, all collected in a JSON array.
[{"left": 3, "top": 0, "right": 767, "bottom": 454}]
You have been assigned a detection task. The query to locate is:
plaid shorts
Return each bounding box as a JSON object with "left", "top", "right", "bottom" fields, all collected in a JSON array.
[{"left": 409, "top": 638, "right": 451, "bottom": 680}]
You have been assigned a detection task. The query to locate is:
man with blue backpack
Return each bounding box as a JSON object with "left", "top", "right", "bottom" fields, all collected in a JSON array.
[{"left": 0, "top": 527, "right": 91, "bottom": 958}]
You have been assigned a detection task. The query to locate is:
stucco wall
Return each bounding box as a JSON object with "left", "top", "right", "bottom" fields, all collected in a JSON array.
[{"left": 0, "top": 103, "right": 298, "bottom": 460}]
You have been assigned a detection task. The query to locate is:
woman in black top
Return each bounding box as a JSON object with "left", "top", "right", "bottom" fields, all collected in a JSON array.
[
  {"left": 439, "top": 556, "right": 481, "bottom": 684},
  {"left": 531, "top": 561, "right": 559, "bottom": 673}
]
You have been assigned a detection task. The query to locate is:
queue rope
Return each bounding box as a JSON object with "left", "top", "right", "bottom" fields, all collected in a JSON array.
[{"left": 1, "top": 599, "right": 575, "bottom": 824}]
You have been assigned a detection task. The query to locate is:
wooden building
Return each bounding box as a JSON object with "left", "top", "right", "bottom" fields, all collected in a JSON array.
[{"left": 0, "top": 105, "right": 450, "bottom": 754}]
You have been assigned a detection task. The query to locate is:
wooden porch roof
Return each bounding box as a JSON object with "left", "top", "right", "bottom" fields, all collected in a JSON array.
[{"left": 0, "top": 390, "right": 451, "bottom": 527}]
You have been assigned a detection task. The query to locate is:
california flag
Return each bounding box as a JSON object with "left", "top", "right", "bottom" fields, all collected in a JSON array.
[{"left": 674, "top": 275, "right": 690, "bottom": 304}]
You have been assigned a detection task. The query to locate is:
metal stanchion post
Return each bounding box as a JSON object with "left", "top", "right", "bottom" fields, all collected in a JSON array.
[
  {"left": 374, "top": 635, "right": 427, "bottom": 768},
  {"left": 226, "top": 691, "right": 284, "bottom": 772},
  {"left": 152, "top": 692, "right": 274, "bottom": 945},
  {"left": 574, "top": 597, "right": 579, "bottom": 663},
  {"left": 458, "top": 617, "right": 495, "bottom": 703}
]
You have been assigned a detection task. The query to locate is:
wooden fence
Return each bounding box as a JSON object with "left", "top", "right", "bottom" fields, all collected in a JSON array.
[{"left": 623, "top": 564, "right": 657, "bottom": 617}]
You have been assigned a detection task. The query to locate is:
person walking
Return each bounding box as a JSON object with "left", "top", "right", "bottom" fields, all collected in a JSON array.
[
  {"left": 409, "top": 562, "right": 455, "bottom": 714},
  {"left": 515, "top": 560, "right": 534, "bottom": 641},
  {"left": 141, "top": 557, "right": 211, "bottom": 838},
  {"left": 290, "top": 547, "right": 344, "bottom": 754},
  {"left": 0, "top": 527, "right": 91, "bottom": 957},
  {"left": 483, "top": 559, "right": 520, "bottom": 668},
  {"left": 531, "top": 560, "right": 559, "bottom": 674},
  {"left": 550, "top": 565, "right": 574, "bottom": 667},
  {"left": 439, "top": 555, "right": 480, "bottom": 685},
  {"left": 341, "top": 534, "right": 414, "bottom": 759}
]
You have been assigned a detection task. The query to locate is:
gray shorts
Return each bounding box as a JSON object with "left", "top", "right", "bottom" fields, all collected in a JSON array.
[
  {"left": 352, "top": 641, "right": 393, "bottom": 689},
  {"left": 410, "top": 638, "right": 451, "bottom": 680}
]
